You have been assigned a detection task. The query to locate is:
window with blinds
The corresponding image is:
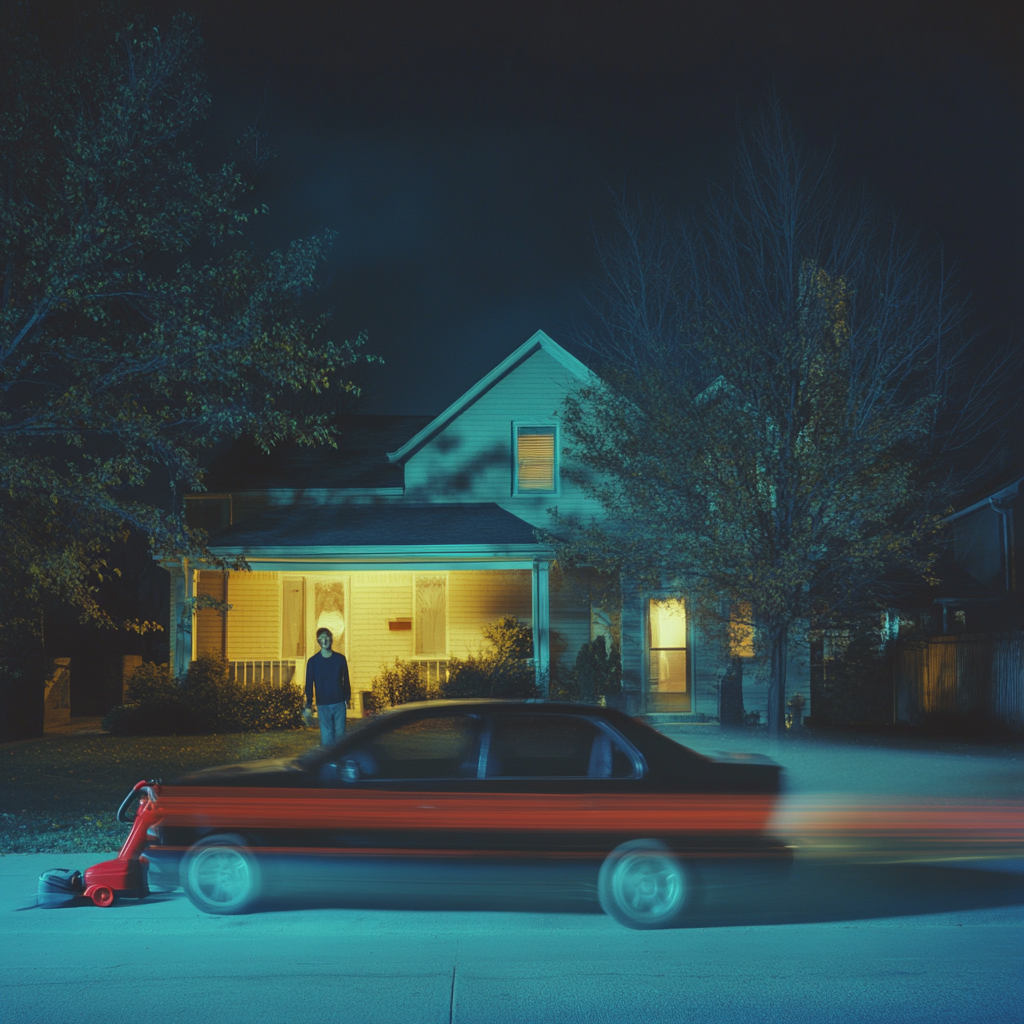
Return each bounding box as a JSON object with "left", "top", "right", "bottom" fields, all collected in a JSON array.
[{"left": 515, "top": 426, "right": 556, "bottom": 493}]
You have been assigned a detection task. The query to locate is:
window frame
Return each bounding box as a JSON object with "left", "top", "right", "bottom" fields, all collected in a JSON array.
[
  {"left": 645, "top": 595, "right": 693, "bottom": 699},
  {"left": 480, "top": 713, "right": 645, "bottom": 780},
  {"left": 511, "top": 421, "right": 560, "bottom": 497},
  {"left": 341, "top": 712, "right": 483, "bottom": 782},
  {"left": 413, "top": 572, "right": 449, "bottom": 660}
]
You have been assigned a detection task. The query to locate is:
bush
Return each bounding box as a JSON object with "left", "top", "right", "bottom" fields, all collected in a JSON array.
[
  {"left": 124, "top": 661, "right": 178, "bottom": 704},
  {"left": 103, "top": 653, "right": 304, "bottom": 735},
  {"left": 367, "top": 615, "right": 539, "bottom": 709},
  {"left": 439, "top": 615, "right": 538, "bottom": 700},
  {"left": 550, "top": 636, "right": 621, "bottom": 704},
  {"left": 440, "top": 653, "right": 537, "bottom": 700},
  {"left": 368, "top": 660, "right": 429, "bottom": 714}
]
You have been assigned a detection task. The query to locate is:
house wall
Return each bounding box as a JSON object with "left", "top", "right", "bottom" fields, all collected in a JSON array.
[
  {"left": 225, "top": 572, "right": 281, "bottom": 661},
  {"left": 403, "top": 347, "right": 604, "bottom": 530},
  {"left": 448, "top": 570, "right": 532, "bottom": 656},
  {"left": 199, "top": 568, "right": 546, "bottom": 714},
  {"left": 348, "top": 572, "right": 413, "bottom": 690}
]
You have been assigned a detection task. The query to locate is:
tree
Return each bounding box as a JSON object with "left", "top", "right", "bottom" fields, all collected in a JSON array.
[
  {"left": 0, "top": 7, "right": 371, "bottom": 687},
  {"left": 557, "top": 101, "right": 1017, "bottom": 738}
]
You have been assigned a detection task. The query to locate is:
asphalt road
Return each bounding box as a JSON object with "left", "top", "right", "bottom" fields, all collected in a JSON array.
[{"left": 3, "top": 850, "right": 1022, "bottom": 1024}]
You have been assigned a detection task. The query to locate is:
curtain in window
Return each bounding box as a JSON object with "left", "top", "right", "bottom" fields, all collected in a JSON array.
[
  {"left": 314, "top": 580, "right": 346, "bottom": 651},
  {"left": 415, "top": 575, "right": 447, "bottom": 656},
  {"left": 649, "top": 597, "right": 687, "bottom": 693},
  {"left": 281, "top": 577, "right": 305, "bottom": 658}
]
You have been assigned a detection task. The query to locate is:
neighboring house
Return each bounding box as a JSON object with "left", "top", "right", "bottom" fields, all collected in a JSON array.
[
  {"left": 175, "top": 331, "right": 810, "bottom": 720},
  {"left": 887, "top": 472, "right": 1024, "bottom": 731},
  {"left": 886, "top": 472, "right": 1023, "bottom": 638}
]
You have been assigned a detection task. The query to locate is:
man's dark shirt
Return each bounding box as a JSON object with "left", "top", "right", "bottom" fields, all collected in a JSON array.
[{"left": 304, "top": 651, "right": 351, "bottom": 708}]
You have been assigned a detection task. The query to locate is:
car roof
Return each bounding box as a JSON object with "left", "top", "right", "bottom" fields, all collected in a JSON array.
[{"left": 377, "top": 699, "right": 617, "bottom": 717}]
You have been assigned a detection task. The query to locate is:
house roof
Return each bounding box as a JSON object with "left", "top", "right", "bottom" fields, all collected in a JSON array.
[
  {"left": 387, "top": 330, "right": 597, "bottom": 464},
  {"left": 945, "top": 471, "right": 1023, "bottom": 521},
  {"left": 199, "top": 415, "right": 433, "bottom": 492},
  {"left": 207, "top": 502, "right": 545, "bottom": 549}
]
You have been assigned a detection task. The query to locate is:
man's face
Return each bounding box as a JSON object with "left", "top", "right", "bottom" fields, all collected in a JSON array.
[{"left": 317, "top": 633, "right": 332, "bottom": 651}]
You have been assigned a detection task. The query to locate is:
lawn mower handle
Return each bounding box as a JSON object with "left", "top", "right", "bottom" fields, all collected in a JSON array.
[{"left": 116, "top": 779, "right": 160, "bottom": 823}]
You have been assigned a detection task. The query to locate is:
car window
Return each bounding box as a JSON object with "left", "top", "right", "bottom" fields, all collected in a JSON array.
[
  {"left": 347, "top": 714, "right": 480, "bottom": 780},
  {"left": 485, "top": 715, "right": 636, "bottom": 778}
]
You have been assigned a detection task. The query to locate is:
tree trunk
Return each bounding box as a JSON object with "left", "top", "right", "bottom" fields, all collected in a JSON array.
[
  {"left": 767, "top": 623, "right": 788, "bottom": 739},
  {"left": 719, "top": 657, "right": 746, "bottom": 725}
]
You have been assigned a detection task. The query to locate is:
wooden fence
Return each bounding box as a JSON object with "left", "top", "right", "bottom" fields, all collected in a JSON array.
[{"left": 894, "top": 632, "right": 1024, "bottom": 730}]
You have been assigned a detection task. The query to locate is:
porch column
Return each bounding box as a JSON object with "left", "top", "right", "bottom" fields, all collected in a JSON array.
[
  {"left": 169, "top": 560, "right": 195, "bottom": 680},
  {"left": 619, "top": 576, "right": 644, "bottom": 716},
  {"left": 531, "top": 559, "right": 550, "bottom": 696}
]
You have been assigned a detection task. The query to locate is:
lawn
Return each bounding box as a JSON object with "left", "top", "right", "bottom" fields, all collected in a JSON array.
[{"left": 0, "top": 730, "right": 320, "bottom": 854}]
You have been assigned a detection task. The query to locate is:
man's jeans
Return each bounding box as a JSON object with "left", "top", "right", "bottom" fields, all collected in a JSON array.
[{"left": 317, "top": 702, "right": 347, "bottom": 747}]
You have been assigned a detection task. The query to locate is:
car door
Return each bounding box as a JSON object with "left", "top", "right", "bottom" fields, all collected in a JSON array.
[
  {"left": 478, "top": 712, "right": 647, "bottom": 854},
  {"left": 313, "top": 711, "right": 488, "bottom": 897}
]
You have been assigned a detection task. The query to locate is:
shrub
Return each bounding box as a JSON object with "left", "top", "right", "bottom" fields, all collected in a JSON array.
[
  {"left": 440, "top": 653, "right": 537, "bottom": 700},
  {"left": 367, "top": 615, "right": 539, "bottom": 708},
  {"left": 481, "top": 614, "right": 533, "bottom": 661},
  {"left": 368, "top": 659, "right": 429, "bottom": 713},
  {"left": 549, "top": 636, "right": 621, "bottom": 705},
  {"left": 124, "top": 661, "right": 178, "bottom": 704},
  {"left": 103, "top": 653, "right": 304, "bottom": 735},
  {"left": 439, "top": 616, "right": 538, "bottom": 699}
]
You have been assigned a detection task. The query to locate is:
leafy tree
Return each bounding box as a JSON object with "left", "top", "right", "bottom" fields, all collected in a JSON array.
[
  {"left": 0, "top": 8, "right": 371, "bottom": 681},
  {"left": 557, "top": 102, "right": 1016, "bottom": 737}
]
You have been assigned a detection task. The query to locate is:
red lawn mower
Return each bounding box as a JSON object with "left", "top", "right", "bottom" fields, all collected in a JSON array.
[{"left": 38, "top": 780, "right": 160, "bottom": 908}]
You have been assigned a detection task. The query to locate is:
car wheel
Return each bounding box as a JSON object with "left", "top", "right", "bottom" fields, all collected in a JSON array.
[
  {"left": 182, "top": 834, "right": 261, "bottom": 915},
  {"left": 598, "top": 839, "right": 693, "bottom": 929}
]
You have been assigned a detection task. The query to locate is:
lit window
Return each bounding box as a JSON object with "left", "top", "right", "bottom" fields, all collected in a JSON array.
[
  {"left": 515, "top": 426, "right": 556, "bottom": 493},
  {"left": 415, "top": 575, "right": 447, "bottom": 657},
  {"left": 729, "top": 602, "right": 755, "bottom": 658},
  {"left": 648, "top": 597, "right": 688, "bottom": 696}
]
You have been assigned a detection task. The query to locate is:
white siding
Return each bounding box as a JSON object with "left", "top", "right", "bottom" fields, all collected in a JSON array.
[
  {"left": 403, "top": 347, "right": 604, "bottom": 529},
  {"left": 349, "top": 572, "right": 415, "bottom": 691},
  {"left": 225, "top": 571, "right": 281, "bottom": 661},
  {"left": 448, "top": 570, "right": 532, "bottom": 656}
]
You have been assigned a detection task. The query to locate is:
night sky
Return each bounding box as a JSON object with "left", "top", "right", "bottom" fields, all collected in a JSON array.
[{"left": 51, "top": 1, "right": 1024, "bottom": 415}]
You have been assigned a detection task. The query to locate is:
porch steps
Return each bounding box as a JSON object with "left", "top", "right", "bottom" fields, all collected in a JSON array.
[{"left": 641, "top": 713, "right": 720, "bottom": 738}]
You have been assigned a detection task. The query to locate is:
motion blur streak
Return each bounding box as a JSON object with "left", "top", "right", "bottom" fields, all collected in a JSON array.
[
  {"left": 774, "top": 795, "right": 1024, "bottom": 862},
  {"left": 153, "top": 788, "right": 777, "bottom": 833}
]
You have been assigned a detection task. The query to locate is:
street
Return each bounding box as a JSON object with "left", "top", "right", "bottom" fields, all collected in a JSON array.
[{"left": 4, "top": 734, "right": 1022, "bottom": 1023}]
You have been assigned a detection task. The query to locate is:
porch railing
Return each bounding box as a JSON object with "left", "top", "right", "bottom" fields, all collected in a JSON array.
[
  {"left": 415, "top": 659, "right": 449, "bottom": 692},
  {"left": 229, "top": 660, "right": 299, "bottom": 688}
]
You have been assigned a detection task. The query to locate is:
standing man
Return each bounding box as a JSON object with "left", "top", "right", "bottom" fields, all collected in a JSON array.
[{"left": 304, "top": 627, "right": 350, "bottom": 746}]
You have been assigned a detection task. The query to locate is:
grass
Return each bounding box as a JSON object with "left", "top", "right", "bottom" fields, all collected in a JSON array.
[{"left": 0, "top": 730, "right": 319, "bottom": 854}]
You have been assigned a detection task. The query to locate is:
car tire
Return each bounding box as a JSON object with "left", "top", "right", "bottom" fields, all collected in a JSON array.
[
  {"left": 598, "top": 839, "right": 693, "bottom": 929},
  {"left": 182, "top": 834, "right": 261, "bottom": 915}
]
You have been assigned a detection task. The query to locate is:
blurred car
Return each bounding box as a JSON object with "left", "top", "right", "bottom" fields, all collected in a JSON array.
[{"left": 140, "top": 700, "right": 790, "bottom": 928}]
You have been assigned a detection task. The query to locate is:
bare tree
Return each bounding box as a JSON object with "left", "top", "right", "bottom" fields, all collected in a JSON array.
[{"left": 558, "top": 100, "right": 1018, "bottom": 738}]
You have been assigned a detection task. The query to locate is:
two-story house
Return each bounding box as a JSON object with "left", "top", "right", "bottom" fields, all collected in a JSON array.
[{"left": 176, "top": 331, "right": 810, "bottom": 722}]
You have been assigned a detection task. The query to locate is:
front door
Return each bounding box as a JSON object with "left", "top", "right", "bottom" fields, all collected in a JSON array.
[{"left": 647, "top": 597, "right": 691, "bottom": 713}]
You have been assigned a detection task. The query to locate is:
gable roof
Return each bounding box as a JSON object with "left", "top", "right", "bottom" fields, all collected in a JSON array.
[
  {"left": 200, "top": 415, "right": 432, "bottom": 492},
  {"left": 386, "top": 330, "right": 596, "bottom": 464}
]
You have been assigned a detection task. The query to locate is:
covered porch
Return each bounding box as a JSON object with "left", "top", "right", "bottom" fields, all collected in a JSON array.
[{"left": 169, "top": 503, "right": 555, "bottom": 713}]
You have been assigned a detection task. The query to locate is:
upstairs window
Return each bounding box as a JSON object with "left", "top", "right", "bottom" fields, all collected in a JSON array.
[{"left": 514, "top": 425, "right": 557, "bottom": 494}]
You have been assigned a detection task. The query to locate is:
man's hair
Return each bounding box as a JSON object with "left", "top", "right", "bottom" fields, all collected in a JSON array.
[{"left": 316, "top": 628, "right": 333, "bottom": 642}]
